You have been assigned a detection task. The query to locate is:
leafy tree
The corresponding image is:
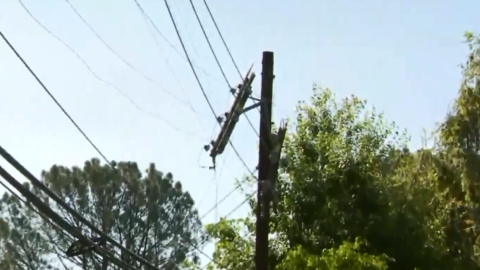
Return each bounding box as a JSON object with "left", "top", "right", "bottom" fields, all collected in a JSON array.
[
  {"left": 205, "top": 88, "right": 456, "bottom": 270},
  {"left": 0, "top": 159, "right": 205, "bottom": 270},
  {"left": 434, "top": 31, "right": 480, "bottom": 268}
]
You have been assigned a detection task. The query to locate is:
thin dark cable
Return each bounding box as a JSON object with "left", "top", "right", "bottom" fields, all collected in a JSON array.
[
  {"left": 63, "top": 0, "right": 196, "bottom": 111},
  {"left": 132, "top": 0, "right": 222, "bottom": 83},
  {"left": 0, "top": 178, "right": 80, "bottom": 268},
  {"left": 163, "top": 0, "right": 254, "bottom": 177},
  {"left": 0, "top": 165, "right": 137, "bottom": 270},
  {"left": 16, "top": 0, "right": 205, "bottom": 140},
  {"left": 0, "top": 30, "right": 110, "bottom": 166},
  {"left": 202, "top": 0, "right": 242, "bottom": 80},
  {"left": 188, "top": 0, "right": 230, "bottom": 88},
  {"left": 137, "top": 3, "right": 207, "bottom": 134},
  {"left": 188, "top": 0, "right": 260, "bottom": 138},
  {"left": 0, "top": 145, "right": 159, "bottom": 270},
  {"left": 1, "top": 18, "right": 203, "bottom": 270},
  {"left": 182, "top": 189, "right": 256, "bottom": 270},
  {"left": 200, "top": 167, "right": 257, "bottom": 220},
  {"left": 163, "top": 0, "right": 216, "bottom": 118}
]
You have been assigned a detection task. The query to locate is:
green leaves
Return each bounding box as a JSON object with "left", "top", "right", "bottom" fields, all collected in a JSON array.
[{"left": 279, "top": 238, "right": 389, "bottom": 270}]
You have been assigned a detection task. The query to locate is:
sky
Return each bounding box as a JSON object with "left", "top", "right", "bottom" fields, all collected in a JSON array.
[{"left": 0, "top": 0, "right": 479, "bottom": 267}]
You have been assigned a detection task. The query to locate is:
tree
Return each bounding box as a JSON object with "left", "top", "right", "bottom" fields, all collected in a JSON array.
[
  {"left": 205, "top": 87, "right": 458, "bottom": 270},
  {"left": 0, "top": 159, "right": 205, "bottom": 270},
  {"left": 434, "top": 31, "right": 480, "bottom": 268}
]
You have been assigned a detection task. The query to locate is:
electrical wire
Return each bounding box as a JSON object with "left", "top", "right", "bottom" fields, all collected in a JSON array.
[
  {"left": 3, "top": 4, "right": 251, "bottom": 269},
  {"left": 0, "top": 165, "right": 137, "bottom": 270},
  {"left": 162, "top": 0, "right": 216, "bottom": 119},
  {"left": 199, "top": 167, "right": 257, "bottom": 220},
  {"left": 0, "top": 181, "right": 69, "bottom": 259},
  {"left": 63, "top": 0, "right": 199, "bottom": 115},
  {"left": 181, "top": 188, "right": 257, "bottom": 270},
  {"left": 0, "top": 178, "right": 99, "bottom": 269},
  {"left": 0, "top": 30, "right": 110, "bottom": 165},
  {"left": 132, "top": 0, "right": 222, "bottom": 84},
  {"left": 0, "top": 145, "right": 162, "bottom": 270},
  {"left": 134, "top": 0, "right": 235, "bottom": 175},
  {"left": 0, "top": 27, "right": 171, "bottom": 270},
  {"left": 188, "top": 0, "right": 260, "bottom": 138},
  {"left": 187, "top": 0, "right": 230, "bottom": 88},
  {"left": 202, "top": 0, "right": 242, "bottom": 81},
  {"left": 162, "top": 0, "right": 254, "bottom": 179},
  {"left": 135, "top": 0, "right": 208, "bottom": 134},
  {"left": 15, "top": 0, "right": 207, "bottom": 141}
]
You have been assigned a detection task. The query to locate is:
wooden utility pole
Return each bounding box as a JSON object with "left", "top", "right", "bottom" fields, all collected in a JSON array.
[
  {"left": 205, "top": 50, "right": 285, "bottom": 270},
  {"left": 255, "top": 51, "right": 274, "bottom": 270}
]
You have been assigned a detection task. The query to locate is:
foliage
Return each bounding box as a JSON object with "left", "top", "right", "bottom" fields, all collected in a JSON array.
[
  {"left": 278, "top": 238, "right": 389, "bottom": 270},
  {"left": 0, "top": 160, "right": 205, "bottom": 270}
]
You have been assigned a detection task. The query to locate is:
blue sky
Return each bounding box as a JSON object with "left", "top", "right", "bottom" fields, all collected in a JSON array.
[{"left": 0, "top": 0, "right": 478, "bottom": 267}]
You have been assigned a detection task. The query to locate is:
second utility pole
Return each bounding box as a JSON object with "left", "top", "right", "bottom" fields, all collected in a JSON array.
[{"left": 255, "top": 51, "right": 274, "bottom": 270}]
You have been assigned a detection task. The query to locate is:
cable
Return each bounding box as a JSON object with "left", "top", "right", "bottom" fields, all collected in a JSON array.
[
  {"left": 188, "top": 0, "right": 260, "bottom": 138},
  {"left": 15, "top": 0, "right": 206, "bottom": 141},
  {"left": 199, "top": 167, "right": 257, "bottom": 220},
  {"left": 0, "top": 30, "right": 111, "bottom": 165},
  {"left": 3, "top": 8, "right": 208, "bottom": 269},
  {"left": 63, "top": 0, "right": 199, "bottom": 115},
  {"left": 0, "top": 178, "right": 93, "bottom": 269},
  {"left": 187, "top": 0, "right": 230, "bottom": 88},
  {"left": 134, "top": 0, "right": 235, "bottom": 172},
  {"left": 0, "top": 165, "right": 137, "bottom": 270},
  {"left": 202, "top": 0, "right": 242, "bottom": 81},
  {"left": 163, "top": 0, "right": 216, "bottom": 118},
  {"left": 0, "top": 145, "right": 161, "bottom": 270},
  {"left": 132, "top": 0, "right": 222, "bottom": 84},
  {"left": 180, "top": 189, "right": 257, "bottom": 270},
  {"left": 163, "top": 0, "right": 254, "bottom": 178},
  {"left": 135, "top": 1, "right": 207, "bottom": 134}
]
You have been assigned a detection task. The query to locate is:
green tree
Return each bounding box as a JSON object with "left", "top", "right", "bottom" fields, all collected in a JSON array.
[
  {"left": 0, "top": 159, "right": 205, "bottom": 270},
  {"left": 434, "top": 31, "right": 480, "bottom": 268},
  {"left": 206, "top": 88, "right": 455, "bottom": 270}
]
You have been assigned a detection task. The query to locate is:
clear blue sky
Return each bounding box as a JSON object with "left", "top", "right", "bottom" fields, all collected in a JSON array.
[{"left": 0, "top": 0, "right": 478, "bottom": 266}]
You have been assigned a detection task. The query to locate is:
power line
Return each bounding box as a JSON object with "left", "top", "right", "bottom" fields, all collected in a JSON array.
[
  {"left": 15, "top": 0, "right": 206, "bottom": 140},
  {"left": 0, "top": 165, "right": 138, "bottom": 270},
  {"left": 200, "top": 167, "right": 257, "bottom": 220},
  {"left": 133, "top": 0, "right": 234, "bottom": 172},
  {"left": 187, "top": 0, "right": 230, "bottom": 88},
  {"left": 0, "top": 178, "right": 96, "bottom": 269},
  {"left": 175, "top": 188, "right": 257, "bottom": 270},
  {"left": 162, "top": 0, "right": 253, "bottom": 177},
  {"left": 202, "top": 0, "right": 243, "bottom": 80},
  {"left": 132, "top": 0, "right": 222, "bottom": 84},
  {"left": 188, "top": 0, "right": 260, "bottom": 139},
  {"left": 3, "top": 4, "right": 239, "bottom": 269},
  {"left": 0, "top": 28, "right": 168, "bottom": 270},
  {"left": 163, "top": 0, "right": 216, "bottom": 119},
  {"left": 62, "top": 0, "right": 199, "bottom": 114},
  {"left": 0, "top": 145, "right": 165, "bottom": 270},
  {"left": 0, "top": 30, "right": 111, "bottom": 166},
  {"left": 134, "top": 0, "right": 208, "bottom": 135}
]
